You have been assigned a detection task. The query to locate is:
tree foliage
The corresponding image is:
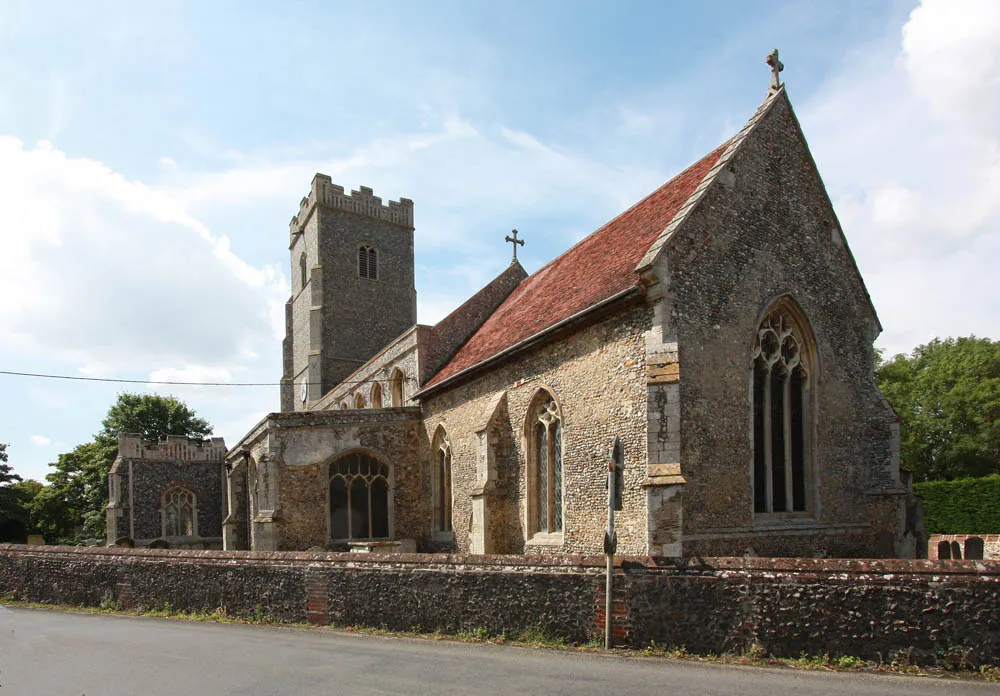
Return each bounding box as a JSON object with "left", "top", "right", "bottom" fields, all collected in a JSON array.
[
  {"left": 16, "top": 394, "right": 214, "bottom": 543},
  {"left": 0, "top": 443, "right": 28, "bottom": 541},
  {"left": 877, "top": 336, "right": 1000, "bottom": 482}
]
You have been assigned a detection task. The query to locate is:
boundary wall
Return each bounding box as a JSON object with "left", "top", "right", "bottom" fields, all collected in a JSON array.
[{"left": 1, "top": 545, "right": 998, "bottom": 666}]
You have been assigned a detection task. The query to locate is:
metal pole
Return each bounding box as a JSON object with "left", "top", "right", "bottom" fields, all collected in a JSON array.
[
  {"left": 604, "top": 437, "right": 620, "bottom": 650},
  {"left": 605, "top": 464, "right": 614, "bottom": 649}
]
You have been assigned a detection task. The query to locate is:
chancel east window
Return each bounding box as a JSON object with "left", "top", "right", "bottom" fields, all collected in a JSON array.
[
  {"left": 162, "top": 487, "right": 197, "bottom": 537},
  {"left": 432, "top": 431, "right": 452, "bottom": 534},
  {"left": 329, "top": 452, "right": 390, "bottom": 540},
  {"left": 752, "top": 304, "right": 813, "bottom": 514},
  {"left": 530, "top": 392, "right": 563, "bottom": 535},
  {"left": 358, "top": 245, "right": 377, "bottom": 279}
]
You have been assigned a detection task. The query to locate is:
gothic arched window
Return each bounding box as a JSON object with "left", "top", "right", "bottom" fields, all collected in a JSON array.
[
  {"left": 358, "top": 245, "right": 377, "bottom": 279},
  {"left": 528, "top": 391, "right": 563, "bottom": 535},
  {"left": 389, "top": 368, "right": 405, "bottom": 407},
  {"left": 161, "top": 487, "right": 197, "bottom": 538},
  {"left": 299, "top": 253, "right": 308, "bottom": 290},
  {"left": 370, "top": 382, "right": 383, "bottom": 409},
  {"left": 329, "top": 452, "right": 390, "bottom": 540},
  {"left": 752, "top": 303, "right": 813, "bottom": 514},
  {"left": 354, "top": 393, "right": 366, "bottom": 409},
  {"left": 432, "top": 429, "right": 452, "bottom": 534}
]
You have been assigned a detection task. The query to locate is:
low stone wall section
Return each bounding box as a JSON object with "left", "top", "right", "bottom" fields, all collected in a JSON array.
[{"left": 1, "top": 545, "right": 998, "bottom": 665}]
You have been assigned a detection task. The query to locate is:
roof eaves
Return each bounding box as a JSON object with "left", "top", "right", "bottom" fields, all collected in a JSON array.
[{"left": 635, "top": 86, "right": 786, "bottom": 274}]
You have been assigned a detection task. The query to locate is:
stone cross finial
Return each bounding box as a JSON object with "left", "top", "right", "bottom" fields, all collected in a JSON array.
[
  {"left": 766, "top": 49, "right": 784, "bottom": 90},
  {"left": 505, "top": 229, "right": 524, "bottom": 261}
]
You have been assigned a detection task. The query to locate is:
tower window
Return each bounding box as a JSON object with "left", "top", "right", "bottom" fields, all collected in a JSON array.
[
  {"left": 299, "top": 253, "right": 308, "bottom": 289},
  {"left": 359, "top": 245, "right": 377, "bottom": 279}
]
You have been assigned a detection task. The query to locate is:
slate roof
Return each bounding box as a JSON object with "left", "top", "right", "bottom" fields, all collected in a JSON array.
[{"left": 422, "top": 140, "right": 731, "bottom": 392}]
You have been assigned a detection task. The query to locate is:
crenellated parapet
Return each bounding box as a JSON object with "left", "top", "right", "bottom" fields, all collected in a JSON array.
[
  {"left": 289, "top": 174, "right": 414, "bottom": 237},
  {"left": 116, "top": 433, "right": 227, "bottom": 463}
]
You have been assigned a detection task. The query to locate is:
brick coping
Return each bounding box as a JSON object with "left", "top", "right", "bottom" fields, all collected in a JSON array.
[{"left": 3, "top": 544, "right": 999, "bottom": 576}]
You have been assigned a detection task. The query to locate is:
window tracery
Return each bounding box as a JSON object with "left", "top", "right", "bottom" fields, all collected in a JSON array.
[
  {"left": 752, "top": 306, "right": 812, "bottom": 514},
  {"left": 329, "top": 452, "right": 390, "bottom": 540},
  {"left": 529, "top": 393, "right": 563, "bottom": 535},
  {"left": 162, "top": 487, "right": 197, "bottom": 538}
]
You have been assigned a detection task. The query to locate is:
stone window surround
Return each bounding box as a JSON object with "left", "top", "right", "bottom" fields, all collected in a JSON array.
[
  {"left": 370, "top": 382, "right": 383, "bottom": 409},
  {"left": 431, "top": 427, "right": 454, "bottom": 540},
  {"left": 160, "top": 485, "right": 198, "bottom": 539},
  {"left": 323, "top": 448, "right": 396, "bottom": 544},
  {"left": 751, "top": 296, "right": 818, "bottom": 523},
  {"left": 524, "top": 386, "right": 565, "bottom": 546},
  {"left": 298, "top": 252, "right": 308, "bottom": 291},
  {"left": 389, "top": 367, "right": 406, "bottom": 407}
]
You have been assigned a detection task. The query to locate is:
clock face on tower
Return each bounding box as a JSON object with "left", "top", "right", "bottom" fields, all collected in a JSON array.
[{"left": 300, "top": 379, "right": 308, "bottom": 403}]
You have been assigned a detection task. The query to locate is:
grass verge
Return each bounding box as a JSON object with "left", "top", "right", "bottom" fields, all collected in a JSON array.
[{"left": 2, "top": 595, "right": 996, "bottom": 682}]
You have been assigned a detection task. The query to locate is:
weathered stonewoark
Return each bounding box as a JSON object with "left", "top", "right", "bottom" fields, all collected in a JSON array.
[
  {"left": 1, "top": 545, "right": 997, "bottom": 666},
  {"left": 224, "top": 67, "right": 921, "bottom": 561}
]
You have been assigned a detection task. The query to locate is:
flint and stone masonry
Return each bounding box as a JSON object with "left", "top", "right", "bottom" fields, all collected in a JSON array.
[{"left": 1, "top": 545, "right": 997, "bottom": 666}]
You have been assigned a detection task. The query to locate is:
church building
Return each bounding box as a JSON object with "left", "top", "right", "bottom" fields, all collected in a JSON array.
[{"left": 221, "top": 59, "right": 923, "bottom": 559}]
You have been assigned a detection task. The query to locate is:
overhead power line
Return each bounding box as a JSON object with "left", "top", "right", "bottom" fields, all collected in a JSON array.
[{"left": 0, "top": 370, "right": 386, "bottom": 388}]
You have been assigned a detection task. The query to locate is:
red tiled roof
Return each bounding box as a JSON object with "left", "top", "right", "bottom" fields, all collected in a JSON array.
[{"left": 423, "top": 142, "right": 729, "bottom": 390}]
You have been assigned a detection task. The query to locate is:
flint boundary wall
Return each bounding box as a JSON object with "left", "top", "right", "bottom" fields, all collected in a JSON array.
[{"left": 1, "top": 545, "right": 998, "bottom": 665}]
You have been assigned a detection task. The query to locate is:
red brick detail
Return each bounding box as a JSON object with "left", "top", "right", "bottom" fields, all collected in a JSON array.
[
  {"left": 425, "top": 142, "right": 729, "bottom": 389},
  {"left": 304, "top": 567, "right": 330, "bottom": 625},
  {"left": 116, "top": 581, "right": 134, "bottom": 610}
]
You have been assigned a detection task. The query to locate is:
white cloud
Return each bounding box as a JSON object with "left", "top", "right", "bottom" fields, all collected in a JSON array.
[
  {"left": 148, "top": 365, "right": 234, "bottom": 385},
  {"left": 801, "top": 0, "right": 1000, "bottom": 355},
  {"left": 0, "top": 137, "right": 287, "bottom": 371},
  {"left": 28, "top": 435, "right": 51, "bottom": 446}
]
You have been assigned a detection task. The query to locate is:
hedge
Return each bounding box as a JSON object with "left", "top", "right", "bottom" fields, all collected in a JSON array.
[{"left": 914, "top": 474, "right": 1000, "bottom": 534}]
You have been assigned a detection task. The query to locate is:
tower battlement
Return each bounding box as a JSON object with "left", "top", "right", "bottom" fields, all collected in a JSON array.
[
  {"left": 289, "top": 174, "right": 414, "bottom": 235},
  {"left": 116, "top": 433, "right": 227, "bottom": 462}
]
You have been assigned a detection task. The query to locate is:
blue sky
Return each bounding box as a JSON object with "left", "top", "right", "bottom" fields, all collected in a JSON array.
[{"left": 1, "top": 0, "right": 998, "bottom": 483}]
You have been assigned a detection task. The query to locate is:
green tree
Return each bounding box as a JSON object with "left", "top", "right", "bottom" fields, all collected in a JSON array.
[
  {"left": 0, "top": 442, "right": 28, "bottom": 541},
  {"left": 877, "top": 337, "right": 1000, "bottom": 481},
  {"left": 42, "top": 394, "right": 213, "bottom": 541}
]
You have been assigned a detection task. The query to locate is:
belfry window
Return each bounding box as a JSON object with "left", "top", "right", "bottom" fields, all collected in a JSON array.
[
  {"left": 752, "top": 305, "right": 812, "bottom": 514},
  {"left": 329, "top": 452, "right": 390, "bottom": 540},
  {"left": 358, "top": 245, "right": 377, "bottom": 279},
  {"left": 432, "top": 430, "right": 452, "bottom": 534},
  {"left": 162, "top": 487, "right": 197, "bottom": 537},
  {"left": 529, "top": 392, "right": 563, "bottom": 535}
]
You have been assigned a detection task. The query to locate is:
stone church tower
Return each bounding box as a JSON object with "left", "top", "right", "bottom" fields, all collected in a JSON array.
[{"left": 280, "top": 175, "right": 416, "bottom": 411}]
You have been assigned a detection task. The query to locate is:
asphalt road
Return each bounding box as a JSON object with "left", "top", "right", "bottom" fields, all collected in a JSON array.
[{"left": 0, "top": 605, "right": 996, "bottom": 696}]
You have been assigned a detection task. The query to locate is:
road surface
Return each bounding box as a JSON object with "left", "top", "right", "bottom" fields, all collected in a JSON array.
[{"left": 0, "top": 605, "right": 994, "bottom": 695}]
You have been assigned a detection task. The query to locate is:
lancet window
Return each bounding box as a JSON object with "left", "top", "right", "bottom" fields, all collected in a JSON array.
[
  {"left": 358, "top": 245, "right": 378, "bottom": 279},
  {"left": 329, "top": 452, "right": 390, "bottom": 540},
  {"left": 752, "top": 305, "right": 813, "bottom": 514},
  {"left": 371, "top": 382, "right": 383, "bottom": 409},
  {"left": 432, "top": 430, "right": 452, "bottom": 534},
  {"left": 529, "top": 392, "right": 563, "bottom": 535}
]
